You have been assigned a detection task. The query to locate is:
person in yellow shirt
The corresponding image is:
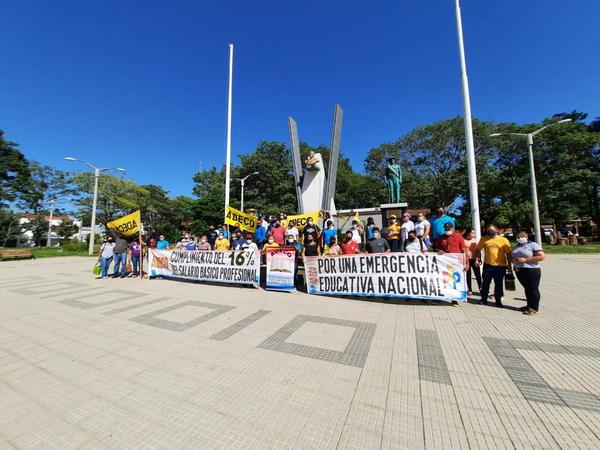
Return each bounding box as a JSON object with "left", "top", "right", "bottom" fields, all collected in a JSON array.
[
  {"left": 215, "top": 233, "right": 230, "bottom": 252},
  {"left": 262, "top": 237, "right": 279, "bottom": 253},
  {"left": 386, "top": 215, "right": 401, "bottom": 252},
  {"left": 476, "top": 224, "right": 512, "bottom": 307}
]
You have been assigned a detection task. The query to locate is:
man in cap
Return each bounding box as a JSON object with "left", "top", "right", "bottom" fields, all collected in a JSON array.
[
  {"left": 386, "top": 214, "right": 401, "bottom": 252},
  {"left": 435, "top": 222, "right": 468, "bottom": 306}
]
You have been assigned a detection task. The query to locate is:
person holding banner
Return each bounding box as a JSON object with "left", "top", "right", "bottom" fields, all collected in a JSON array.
[
  {"left": 241, "top": 232, "right": 259, "bottom": 251},
  {"left": 302, "top": 234, "right": 320, "bottom": 257},
  {"left": 262, "top": 236, "right": 279, "bottom": 253},
  {"left": 215, "top": 233, "right": 230, "bottom": 251},
  {"left": 324, "top": 236, "right": 342, "bottom": 256},
  {"left": 341, "top": 231, "right": 360, "bottom": 254},
  {"left": 366, "top": 227, "right": 390, "bottom": 253},
  {"left": 156, "top": 235, "right": 170, "bottom": 250},
  {"left": 402, "top": 230, "right": 427, "bottom": 253}
]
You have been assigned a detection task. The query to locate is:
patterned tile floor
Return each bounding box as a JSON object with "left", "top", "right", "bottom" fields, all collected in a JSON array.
[{"left": 0, "top": 255, "right": 599, "bottom": 449}]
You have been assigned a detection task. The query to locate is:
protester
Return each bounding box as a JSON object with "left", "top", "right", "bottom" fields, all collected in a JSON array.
[
  {"left": 512, "top": 230, "right": 545, "bottom": 315},
  {"left": 262, "top": 236, "right": 279, "bottom": 253},
  {"left": 254, "top": 220, "right": 267, "bottom": 248},
  {"left": 207, "top": 226, "right": 218, "bottom": 249},
  {"left": 430, "top": 207, "right": 455, "bottom": 247},
  {"left": 386, "top": 215, "right": 401, "bottom": 252},
  {"left": 414, "top": 212, "right": 431, "bottom": 248},
  {"left": 476, "top": 224, "right": 512, "bottom": 307},
  {"left": 110, "top": 230, "right": 128, "bottom": 278},
  {"left": 186, "top": 236, "right": 200, "bottom": 251},
  {"left": 341, "top": 230, "right": 360, "bottom": 254},
  {"left": 435, "top": 223, "right": 467, "bottom": 306},
  {"left": 240, "top": 232, "right": 259, "bottom": 251},
  {"left": 324, "top": 236, "right": 342, "bottom": 256},
  {"left": 321, "top": 220, "right": 337, "bottom": 250},
  {"left": 402, "top": 230, "right": 427, "bottom": 253},
  {"left": 286, "top": 223, "right": 300, "bottom": 242},
  {"left": 215, "top": 233, "right": 230, "bottom": 251},
  {"left": 366, "top": 227, "right": 391, "bottom": 253},
  {"left": 463, "top": 228, "right": 481, "bottom": 294},
  {"left": 366, "top": 217, "right": 376, "bottom": 241},
  {"left": 98, "top": 236, "right": 115, "bottom": 279},
  {"left": 221, "top": 224, "right": 230, "bottom": 240},
  {"left": 302, "top": 234, "right": 320, "bottom": 257},
  {"left": 128, "top": 239, "right": 141, "bottom": 276},
  {"left": 149, "top": 237, "right": 157, "bottom": 249},
  {"left": 232, "top": 230, "right": 245, "bottom": 250},
  {"left": 303, "top": 218, "right": 321, "bottom": 244},
  {"left": 400, "top": 212, "right": 415, "bottom": 244},
  {"left": 269, "top": 218, "right": 287, "bottom": 245},
  {"left": 178, "top": 232, "right": 192, "bottom": 248},
  {"left": 350, "top": 220, "right": 363, "bottom": 246},
  {"left": 156, "top": 234, "right": 170, "bottom": 250}
]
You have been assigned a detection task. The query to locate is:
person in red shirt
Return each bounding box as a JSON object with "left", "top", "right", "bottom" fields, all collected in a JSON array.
[
  {"left": 340, "top": 230, "right": 360, "bottom": 255},
  {"left": 436, "top": 222, "right": 469, "bottom": 306},
  {"left": 269, "top": 218, "right": 287, "bottom": 245}
]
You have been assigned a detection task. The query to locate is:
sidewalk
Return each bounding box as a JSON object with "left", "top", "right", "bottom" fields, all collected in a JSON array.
[{"left": 0, "top": 255, "right": 599, "bottom": 449}]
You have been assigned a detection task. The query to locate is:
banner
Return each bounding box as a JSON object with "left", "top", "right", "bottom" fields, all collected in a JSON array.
[
  {"left": 148, "top": 248, "right": 260, "bottom": 287},
  {"left": 284, "top": 210, "right": 321, "bottom": 232},
  {"left": 265, "top": 247, "right": 296, "bottom": 292},
  {"left": 107, "top": 210, "right": 141, "bottom": 236},
  {"left": 225, "top": 206, "right": 258, "bottom": 232},
  {"left": 304, "top": 253, "right": 466, "bottom": 302}
]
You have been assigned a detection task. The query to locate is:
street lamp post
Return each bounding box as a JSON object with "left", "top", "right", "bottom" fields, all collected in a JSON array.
[
  {"left": 65, "top": 157, "right": 125, "bottom": 255},
  {"left": 237, "top": 172, "right": 259, "bottom": 212},
  {"left": 490, "top": 119, "right": 571, "bottom": 245}
]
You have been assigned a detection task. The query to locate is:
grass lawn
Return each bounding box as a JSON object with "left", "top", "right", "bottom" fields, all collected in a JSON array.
[
  {"left": 31, "top": 247, "right": 95, "bottom": 258},
  {"left": 543, "top": 242, "right": 600, "bottom": 254}
]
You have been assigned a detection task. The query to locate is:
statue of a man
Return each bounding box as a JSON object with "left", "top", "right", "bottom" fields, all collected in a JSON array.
[{"left": 385, "top": 157, "right": 402, "bottom": 203}]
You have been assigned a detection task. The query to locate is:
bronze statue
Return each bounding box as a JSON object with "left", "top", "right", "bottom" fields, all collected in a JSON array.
[{"left": 385, "top": 157, "right": 402, "bottom": 203}]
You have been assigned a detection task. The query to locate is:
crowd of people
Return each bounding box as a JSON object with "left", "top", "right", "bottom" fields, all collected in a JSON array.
[{"left": 96, "top": 209, "right": 545, "bottom": 315}]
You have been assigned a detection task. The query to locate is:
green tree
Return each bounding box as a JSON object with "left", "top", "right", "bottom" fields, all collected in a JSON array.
[
  {"left": 0, "top": 209, "right": 21, "bottom": 247},
  {"left": 0, "top": 131, "right": 32, "bottom": 208},
  {"left": 19, "top": 162, "right": 74, "bottom": 213}
]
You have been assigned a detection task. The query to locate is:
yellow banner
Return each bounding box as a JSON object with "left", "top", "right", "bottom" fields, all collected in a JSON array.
[
  {"left": 107, "top": 210, "right": 141, "bottom": 236},
  {"left": 225, "top": 206, "right": 258, "bottom": 232},
  {"left": 284, "top": 210, "right": 321, "bottom": 232}
]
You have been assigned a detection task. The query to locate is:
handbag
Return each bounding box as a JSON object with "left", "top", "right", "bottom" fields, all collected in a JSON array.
[
  {"left": 504, "top": 271, "right": 516, "bottom": 291},
  {"left": 92, "top": 261, "right": 101, "bottom": 275},
  {"left": 126, "top": 255, "right": 132, "bottom": 273}
]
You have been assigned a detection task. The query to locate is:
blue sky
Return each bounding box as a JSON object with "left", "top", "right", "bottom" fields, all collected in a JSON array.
[{"left": 1, "top": 0, "right": 598, "bottom": 198}]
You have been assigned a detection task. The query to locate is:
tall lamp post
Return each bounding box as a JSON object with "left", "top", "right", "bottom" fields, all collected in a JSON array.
[
  {"left": 45, "top": 196, "right": 69, "bottom": 248},
  {"left": 237, "top": 172, "right": 259, "bottom": 212},
  {"left": 65, "top": 157, "right": 126, "bottom": 255},
  {"left": 490, "top": 118, "right": 571, "bottom": 245}
]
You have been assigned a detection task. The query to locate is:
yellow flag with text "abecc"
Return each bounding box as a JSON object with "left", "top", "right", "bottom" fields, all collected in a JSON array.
[{"left": 107, "top": 210, "right": 141, "bottom": 236}]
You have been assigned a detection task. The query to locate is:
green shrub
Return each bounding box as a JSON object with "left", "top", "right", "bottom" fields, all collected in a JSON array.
[{"left": 62, "top": 241, "right": 89, "bottom": 252}]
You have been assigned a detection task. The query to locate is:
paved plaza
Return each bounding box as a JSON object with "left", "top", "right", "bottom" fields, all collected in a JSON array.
[{"left": 1, "top": 255, "right": 599, "bottom": 449}]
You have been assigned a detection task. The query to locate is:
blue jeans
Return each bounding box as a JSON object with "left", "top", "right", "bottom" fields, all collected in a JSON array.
[
  {"left": 113, "top": 252, "right": 126, "bottom": 276},
  {"left": 100, "top": 256, "right": 113, "bottom": 278},
  {"left": 131, "top": 255, "right": 139, "bottom": 274},
  {"left": 480, "top": 264, "right": 507, "bottom": 304}
]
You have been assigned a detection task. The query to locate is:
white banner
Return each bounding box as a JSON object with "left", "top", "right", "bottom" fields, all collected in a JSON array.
[
  {"left": 265, "top": 246, "right": 296, "bottom": 292},
  {"left": 148, "top": 249, "right": 260, "bottom": 287},
  {"left": 304, "top": 253, "right": 467, "bottom": 301}
]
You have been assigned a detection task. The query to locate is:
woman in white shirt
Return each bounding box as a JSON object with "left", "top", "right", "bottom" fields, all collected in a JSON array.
[
  {"left": 98, "top": 237, "right": 116, "bottom": 279},
  {"left": 414, "top": 212, "right": 431, "bottom": 248}
]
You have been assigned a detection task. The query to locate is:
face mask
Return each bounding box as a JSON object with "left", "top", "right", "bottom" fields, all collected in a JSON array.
[
  {"left": 373, "top": 233, "right": 380, "bottom": 238},
  {"left": 328, "top": 225, "right": 333, "bottom": 229},
  {"left": 418, "top": 217, "right": 424, "bottom": 222},
  {"left": 487, "top": 230, "right": 497, "bottom": 237},
  {"left": 445, "top": 231, "right": 453, "bottom": 236},
  {"left": 390, "top": 219, "right": 396, "bottom": 223},
  {"left": 307, "top": 222, "right": 313, "bottom": 226},
  {"left": 268, "top": 239, "right": 274, "bottom": 243},
  {"left": 517, "top": 237, "right": 528, "bottom": 244},
  {"left": 201, "top": 239, "right": 207, "bottom": 243},
  {"left": 287, "top": 238, "right": 294, "bottom": 243}
]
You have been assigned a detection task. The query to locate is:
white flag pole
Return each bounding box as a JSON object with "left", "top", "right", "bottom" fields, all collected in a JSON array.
[
  {"left": 455, "top": 0, "right": 482, "bottom": 240},
  {"left": 224, "top": 43, "right": 234, "bottom": 215}
]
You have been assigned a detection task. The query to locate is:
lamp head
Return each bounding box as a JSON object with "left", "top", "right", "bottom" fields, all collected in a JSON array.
[
  {"left": 64, "top": 157, "right": 77, "bottom": 161},
  {"left": 116, "top": 168, "right": 126, "bottom": 173},
  {"left": 489, "top": 133, "right": 502, "bottom": 137},
  {"left": 558, "top": 118, "right": 572, "bottom": 124}
]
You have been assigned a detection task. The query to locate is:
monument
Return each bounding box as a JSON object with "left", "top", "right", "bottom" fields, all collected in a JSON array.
[
  {"left": 288, "top": 104, "right": 343, "bottom": 214},
  {"left": 381, "top": 156, "right": 407, "bottom": 226}
]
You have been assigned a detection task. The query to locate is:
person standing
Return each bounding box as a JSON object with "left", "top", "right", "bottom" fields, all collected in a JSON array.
[
  {"left": 254, "top": 220, "right": 267, "bottom": 249},
  {"left": 366, "top": 217, "right": 376, "bottom": 241},
  {"left": 430, "top": 207, "right": 455, "bottom": 248},
  {"left": 156, "top": 234, "right": 170, "bottom": 250},
  {"left": 269, "top": 218, "right": 287, "bottom": 246},
  {"left": 462, "top": 228, "right": 481, "bottom": 294},
  {"left": 400, "top": 213, "right": 415, "bottom": 246},
  {"left": 350, "top": 220, "right": 363, "bottom": 246},
  {"left": 366, "top": 227, "right": 391, "bottom": 253},
  {"left": 110, "top": 230, "right": 128, "bottom": 278},
  {"left": 302, "top": 234, "right": 320, "bottom": 258},
  {"left": 435, "top": 223, "right": 468, "bottom": 306},
  {"left": 321, "top": 220, "right": 337, "bottom": 251},
  {"left": 341, "top": 231, "right": 360, "bottom": 255},
  {"left": 386, "top": 215, "right": 401, "bottom": 252},
  {"left": 512, "top": 230, "right": 545, "bottom": 315},
  {"left": 128, "top": 239, "right": 141, "bottom": 277},
  {"left": 324, "top": 236, "right": 342, "bottom": 256},
  {"left": 207, "top": 226, "right": 218, "bottom": 250},
  {"left": 240, "top": 232, "right": 259, "bottom": 251},
  {"left": 302, "top": 218, "right": 321, "bottom": 244},
  {"left": 231, "top": 230, "right": 245, "bottom": 250},
  {"left": 98, "top": 236, "right": 115, "bottom": 279},
  {"left": 186, "top": 236, "right": 200, "bottom": 251},
  {"left": 414, "top": 212, "right": 431, "bottom": 248},
  {"left": 476, "top": 224, "right": 512, "bottom": 307},
  {"left": 215, "top": 233, "right": 230, "bottom": 251},
  {"left": 402, "top": 230, "right": 427, "bottom": 253}
]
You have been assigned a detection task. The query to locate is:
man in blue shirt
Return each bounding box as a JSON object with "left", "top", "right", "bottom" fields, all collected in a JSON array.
[
  {"left": 254, "top": 221, "right": 267, "bottom": 249},
  {"left": 156, "top": 234, "right": 170, "bottom": 250},
  {"left": 430, "top": 207, "right": 455, "bottom": 247},
  {"left": 232, "top": 230, "right": 246, "bottom": 250}
]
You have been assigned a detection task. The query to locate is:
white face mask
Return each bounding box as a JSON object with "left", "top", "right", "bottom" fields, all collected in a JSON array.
[
  {"left": 417, "top": 217, "right": 424, "bottom": 222},
  {"left": 246, "top": 239, "right": 252, "bottom": 244},
  {"left": 287, "top": 238, "right": 294, "bottom": 243},
  {"left": 517, "top": 237, "right": 528, "bottom": 244},
  {"left": 445, "top": 230, "right": 453, "bottom": 236},
  {"left": 268, "top": 239, "right": 274, "bottom": 244},
  {"left": 201, "top": 239, "right": 207, "bottom": 243}
]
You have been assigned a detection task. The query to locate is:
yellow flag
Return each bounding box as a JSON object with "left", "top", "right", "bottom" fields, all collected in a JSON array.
[
  {"left": 353, "top": 211, "right": 363, "bottom": 226},
  {"left": 107, "top": 210, "right": 141, "bottom": 236},
  {"left": 284, "top": 210, "right": 321, "bottom": 232},
  {"left": 225, "top": 206, "right": 258, "bottom": 232}
]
